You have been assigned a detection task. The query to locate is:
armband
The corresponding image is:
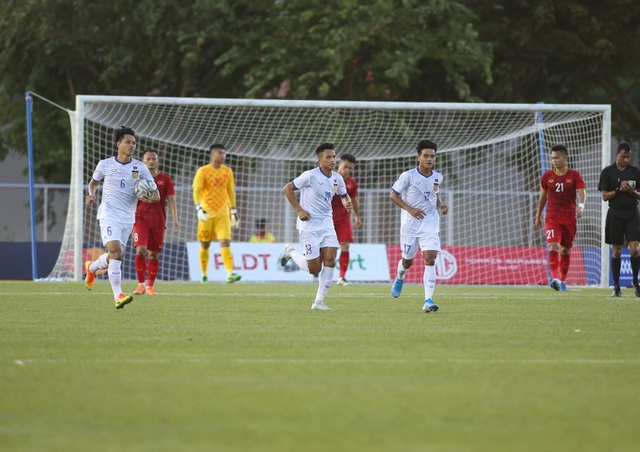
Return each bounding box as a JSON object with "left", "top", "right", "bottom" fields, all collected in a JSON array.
[{"left": 578, "top": 203, "right": 585, "bottom": 209}]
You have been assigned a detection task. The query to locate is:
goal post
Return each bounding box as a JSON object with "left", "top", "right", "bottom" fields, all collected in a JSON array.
[{"left": 46, "top": 96, "right": 611, "bottom": 286}]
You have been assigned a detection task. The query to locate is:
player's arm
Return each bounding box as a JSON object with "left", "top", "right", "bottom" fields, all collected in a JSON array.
[
  {"left": 576, "top": 188, "right": 586, "bottom": 219},
  {"left": 192, "top": 169, "right": 209, "bottom": 222},
  {"left": 534, "top": 187, "right": 547, "bottom": 229},
  {"left": 436, "top": 193, "right": 448, "bottom": 216},
  {"left": 227, "top": 171, "right": 239, "bottom": 228},
  {"left": 283, "top": 181, "right": 311, "bottom": 221},
  {"left": 86, "top": 179, "right": 99, "bottom": 205},
  {"left": 168, "top": 194, "right": 179, "bottom": 232},
  {"left": 351, "top": 196, "right": 362, "bottom": 228},
  {"left": 390, "top": 190, "right": 425, "bottom": 219},
  {"left": 340, "top": 194, "right": 353, "bottom": 214}
]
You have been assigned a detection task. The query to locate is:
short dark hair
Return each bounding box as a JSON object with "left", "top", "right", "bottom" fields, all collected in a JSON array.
[
  {"left": 255, "top": 218, "right": 267, "bottom": 229},
  {"left": 114, "top": 126, "right": 136, "bottom": 147},
  {"left": 551, "top": 144, "right": 568, "bottom": 156},
  {"left": 340, "top": 153, "right": 356, "bottom": 164},
  {"left": 617, "top": 142, "right": 632, "bottom": 153},
  {"left": 209, "top": 143, "right": 226, "bottom": 152},
  {"left": 315, "top": 142, "right": 335, "bottom": 156},
  {"left": 416, "top": 139, "right": 437, "bottom": 154},
  {"left": 143, "top": 149, "right": 158, "bottom": 157}
]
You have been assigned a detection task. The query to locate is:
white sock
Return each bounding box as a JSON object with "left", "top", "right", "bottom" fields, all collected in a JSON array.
[
  {"left": 290, "top": 249, "right": 309, "bottom": 272},
  {"left": 397, "top": 260, "right": 408, "bottom": 280},
  {"left": 89, "top": 253, "right": 109, "bottom": 273},
  {"left": 108, "top": 259, "right": 123, "bottom": 299},
  {"left": 424, "top": 265, "right": 436, "bottom": 300},
  {"left": 315, "top": 266, "right": 334, "bottom": 302}
]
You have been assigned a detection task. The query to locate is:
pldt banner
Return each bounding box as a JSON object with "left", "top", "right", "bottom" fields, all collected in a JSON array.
[{"left": 186, "top": 242, "right": 390, "bottom": 282}]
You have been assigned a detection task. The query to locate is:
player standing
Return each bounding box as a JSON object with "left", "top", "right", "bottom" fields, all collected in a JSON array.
[
  {"left": 84, "top": 126, "right": 159, "bottom": 309},
  {"left": 133, "top": 150, "right": 179, "bottom": 296},
  {"left": 332, "top": 153, "right": 362, "bottom": 286},
  {"left": 279, "top": 143, "right": 352, "bottom": 311},
  {"left": 193, "top": 143, "right": 241, "bottom": 284},
  {"left": 598, "top": 142, "right": 640, "bottom": 297},
  {"left": 535, "top": 144, "right": 586, "bottom": 291},
  {"left": 390, "top": 139, "right": 448, "bottom": 313}
]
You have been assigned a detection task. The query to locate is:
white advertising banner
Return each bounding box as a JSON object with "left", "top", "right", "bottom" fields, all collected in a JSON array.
[{"left": 186, "top": 242, "right": 390, "bottom": 282}]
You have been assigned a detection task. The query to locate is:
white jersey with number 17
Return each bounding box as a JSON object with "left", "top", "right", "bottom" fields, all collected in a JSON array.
[
  {"left": 391, "top": 167, "right": 444, "bottom": 237},
  {"left": 91, "top": 156, "right": 154, "bottom": 223}
]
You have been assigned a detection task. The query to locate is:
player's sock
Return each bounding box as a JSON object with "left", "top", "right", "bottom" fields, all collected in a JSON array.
[
  {"left": 289, "top": 249, "right": 309, "bottom": 272},
  {"left": 548, "top": 250, "right": 560, "bottom": 280},
  {"left": 90, "top": 253, "right": 109, "bottom": 273},
  {"left": 424, "top": 265, "right": 436, "bottom": 300},
  {"left": 221, "top": 246, "right": 234, "bottom": 274},
  {"left": 135, "top": 255, "right": 147, "bottom": 283},
  {"left": 630, "top": 255, "right": 640, "bottom": 286},
  {"left": 148, "top": 258, "right": 159, "bottom": 287},
  {"left": 339, "top": 251, "right": 350, "bottom": 279},
  {"left": 560, "top": 253, "right": 570, "bottom": 282},
  {"left": 611, "top": 257, "right": 621, "bottom": 286},
  {"left": 108, "top": 259, "right": 123, "bottom": 299},
  {"left": 199, "top": 247, "right": 209, "bottom": 276},
  {"left": 315, "top": 266, "right": 334, "bottom": 302},
  {"left": 397, "top": 260, "right": 408, "bottom": 280}
]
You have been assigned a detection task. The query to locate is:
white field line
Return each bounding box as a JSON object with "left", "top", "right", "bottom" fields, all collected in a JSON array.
[{"left": 13, "top": 357, "right": 640, "bottom": 366}]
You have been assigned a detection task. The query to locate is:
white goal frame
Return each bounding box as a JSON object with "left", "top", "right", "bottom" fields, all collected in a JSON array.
[{"left": 63, "top": 96, "right": 610, "bottom": 286}]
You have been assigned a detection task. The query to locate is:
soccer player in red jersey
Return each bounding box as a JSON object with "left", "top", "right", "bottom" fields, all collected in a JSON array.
[
  {"left": 133, "top": 150, "right": 179, "bottom": 295},
  {"left": 331, "top": 153, "right": 362, "bottom": 285},
  {"left": 535, "top": 144, "right": 586, "bottom": 291}
]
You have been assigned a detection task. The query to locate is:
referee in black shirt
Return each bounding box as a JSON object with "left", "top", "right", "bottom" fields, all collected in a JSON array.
[{"left": 598, "top": 142, "right": 640, "bottom": 297}]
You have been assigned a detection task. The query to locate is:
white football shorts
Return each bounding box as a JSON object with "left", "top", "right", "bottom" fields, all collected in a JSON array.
[
  {"left": 400, "top": 233, "right": 441, "bottom": 260},
  {"left": 298, "top": 228, "right": 339, "bottom": 260},
  {"left": 99, "top": 221, "right": 134, "bottom": 247}
]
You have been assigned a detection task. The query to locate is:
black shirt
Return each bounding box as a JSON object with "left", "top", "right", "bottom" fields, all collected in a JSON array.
[{"left": 598, "top": 163, "right": 640, "bottom": 209}]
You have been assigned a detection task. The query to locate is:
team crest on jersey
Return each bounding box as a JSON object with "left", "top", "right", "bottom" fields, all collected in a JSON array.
[
  {"left": 548, "top": 179, "right": 555, "bottom": 184},
  {"left": 566, "top": 178, "right": 573, "bottom": 183},
  {"left": 132, "top": 171, "right": 139, "bottom": 179},
  {"left": 333, "top": 179, "right": 338, "bottom": 193},
  {"left": 433, "top": 179, "right": 440, "bottom": 193}
]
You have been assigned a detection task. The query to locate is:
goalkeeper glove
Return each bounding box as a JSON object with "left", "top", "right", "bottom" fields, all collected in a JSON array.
[
  {"left": 230, "top": 208, "right": 240, "bottom": 228},
  {"left": 196, "top": 204, "right": 209, "bottom": 222}
]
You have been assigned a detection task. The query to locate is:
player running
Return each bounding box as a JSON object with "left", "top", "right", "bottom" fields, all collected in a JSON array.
[{"left": 535, "top": 144, "right": 586, "bottom": 291}]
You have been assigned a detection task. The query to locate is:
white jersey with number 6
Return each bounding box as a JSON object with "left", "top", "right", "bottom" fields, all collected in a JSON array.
[
  {"left": 292, "top": 167, "right": 347, "bottom": 232},
  {"left": 91, "top": 156, "right": 154, "bottom": 223},
  {"left": 391, "top": 167, "right": 444, "bottom": 237}
]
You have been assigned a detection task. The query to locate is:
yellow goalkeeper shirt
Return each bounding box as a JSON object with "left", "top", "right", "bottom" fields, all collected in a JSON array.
[{"left": 192, "top": 164, "right": 236, "bottom": 216}]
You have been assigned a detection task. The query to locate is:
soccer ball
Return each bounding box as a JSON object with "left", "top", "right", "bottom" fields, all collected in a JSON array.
[{"left": 134, "top": 179, "right": 157, "bottom": 199}]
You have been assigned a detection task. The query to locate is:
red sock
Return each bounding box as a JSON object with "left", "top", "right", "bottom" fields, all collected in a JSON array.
[
  {"left": 148, "top": 258, "right": 159, "bottom": 287},
  {"left": 560, "top": 253, "right": 570, "bottom": 281},
  {"left": 135, "top": 255, "right": 147, "bottom": 283},
  {"left": 548, "top": 250, "right": 559, "bottom": 280},
  {"left": 339, "top": 251, "right": 350, "bottom": 278}
]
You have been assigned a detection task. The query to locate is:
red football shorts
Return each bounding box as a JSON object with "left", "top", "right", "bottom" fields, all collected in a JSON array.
[
  {"left": 545, "top": 215, "right": 576, "bottom": 248},
  {"left": 334, "top": 221, "right": 354, "bottom": 243},
  {"left": 133, "top": 223, "right": 165, "bottom": 253}
]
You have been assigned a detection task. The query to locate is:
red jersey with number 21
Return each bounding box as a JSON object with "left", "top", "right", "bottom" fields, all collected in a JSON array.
[{"left": 541, "top": 169, "right": 585, "bottom": 220}]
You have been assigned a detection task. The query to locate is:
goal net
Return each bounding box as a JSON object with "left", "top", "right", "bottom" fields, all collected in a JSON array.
[{"left": 47, "top": 97, "right": 610, "bottom": 286}]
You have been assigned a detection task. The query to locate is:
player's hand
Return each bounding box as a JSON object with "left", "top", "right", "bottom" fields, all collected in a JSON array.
[
  {"left": 230, "top": 208, "right": 239, "bottom": 228},
  {"left": 439, "top": 204, "right": 448, "bottom": 216},
  {"left": 354, "top": 217, "right": 362, "bottom": 229},
  {"left": 343, "top": 199, "right": 353, "bottom": 214},
  {"left": 196, "top": 204, "right": 209, "bottom": 222},
  {"left": 408, "top": 207, "right": 425, "bottom": 219},
  {"left": 85, "top": 193, "right": 95, "bottom": 205},
  {"left": 297, "top": 208, "right": 311, "bottom": 221},
  {"left": 535, "top": 215, "right": 542, "bottom": 229},
  {"left": 576, "top": 207, "right": 584, "bottom": 219}
]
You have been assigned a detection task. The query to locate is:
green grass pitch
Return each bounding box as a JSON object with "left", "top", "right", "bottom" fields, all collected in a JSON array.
[{"left": 1, "top": 280, "right": 640, "bottom": 451}]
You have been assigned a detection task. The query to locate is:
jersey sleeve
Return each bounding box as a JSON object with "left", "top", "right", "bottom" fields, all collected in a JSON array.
[
  {"left": 192, "top": 168, "right": 204, "bottom": 204},
  {"left": 292, "top": 170, "right": 311, "bottom": 190},
  {"left": 337, "top": 173, "right": 347, "bottom": 196},
  {"left": 391, "top": 171, "right": 409, "bottom": 194},
  {"left": 165, "top": 174, "right": 176, "bottom": 196},
  {"left": 226, "top": 168, "right": 236, "bottom": 207},
  {"left": 598, "top": 167, "right": 612, "bottom": 192},
  {"left": 91, "top": 160, "right": 106, "bottom": 182},
  {"left": 575, "top": 171, "right": 586, "bottom": 190}
]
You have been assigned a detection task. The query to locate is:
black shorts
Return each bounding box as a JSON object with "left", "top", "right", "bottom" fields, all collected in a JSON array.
[{"left": 605, "top": 208, "right": 640, "bottom": 245}]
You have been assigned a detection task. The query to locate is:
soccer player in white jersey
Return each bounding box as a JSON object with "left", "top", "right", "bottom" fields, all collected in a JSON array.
[
  {"left": 279, "top": 143, "right": 353, "bottom": 311},
  {"left": 84, "top": 126, "right": 159, "bottom": 309},
  {"left": 390, "top": 139, "right": 448, "bottom": 313}
]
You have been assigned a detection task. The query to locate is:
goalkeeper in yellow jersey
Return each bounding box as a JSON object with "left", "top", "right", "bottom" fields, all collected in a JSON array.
[{"left": 192, "top": 143, "right": 241, "bottom": 284}]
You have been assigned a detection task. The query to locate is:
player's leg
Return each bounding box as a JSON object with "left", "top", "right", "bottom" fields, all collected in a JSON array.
[
  {"left": 335, "top": 221, "right": 353, "bottom": 285},
  {"left": 558, "top": 220, "right": 577, "bottom": 291},
  {"left": 311, "top": 230, "right": 339, "bottom": 311},
  {"left": 392, "top": 235, "right": 418, "bottom": 298},
  {"left": 85, "top": 221, "right": 115, "bottom": 289},
  {"left": 545, "top": 218, "right": 562, "bottom": 290},
  {"left": 606, "top": 210, "right": 624, "bottom": 297},
  {"left": 420, "top": 234, "right": 440, "bottom": 313},
  {"left": 144, "top": 227, "right": 163, "bottom": 295},
  {"left": 197, "top": 219, "right": 213, "bottom": 283},
  {"left": 216, "top": 215, "right": 241, "bottom": 283},
  {"left": 104, "top": 223, "right": 133, "bottom": 309},
  {"left": 133, "top": 224, "right": 148, "bottom": 295}
]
